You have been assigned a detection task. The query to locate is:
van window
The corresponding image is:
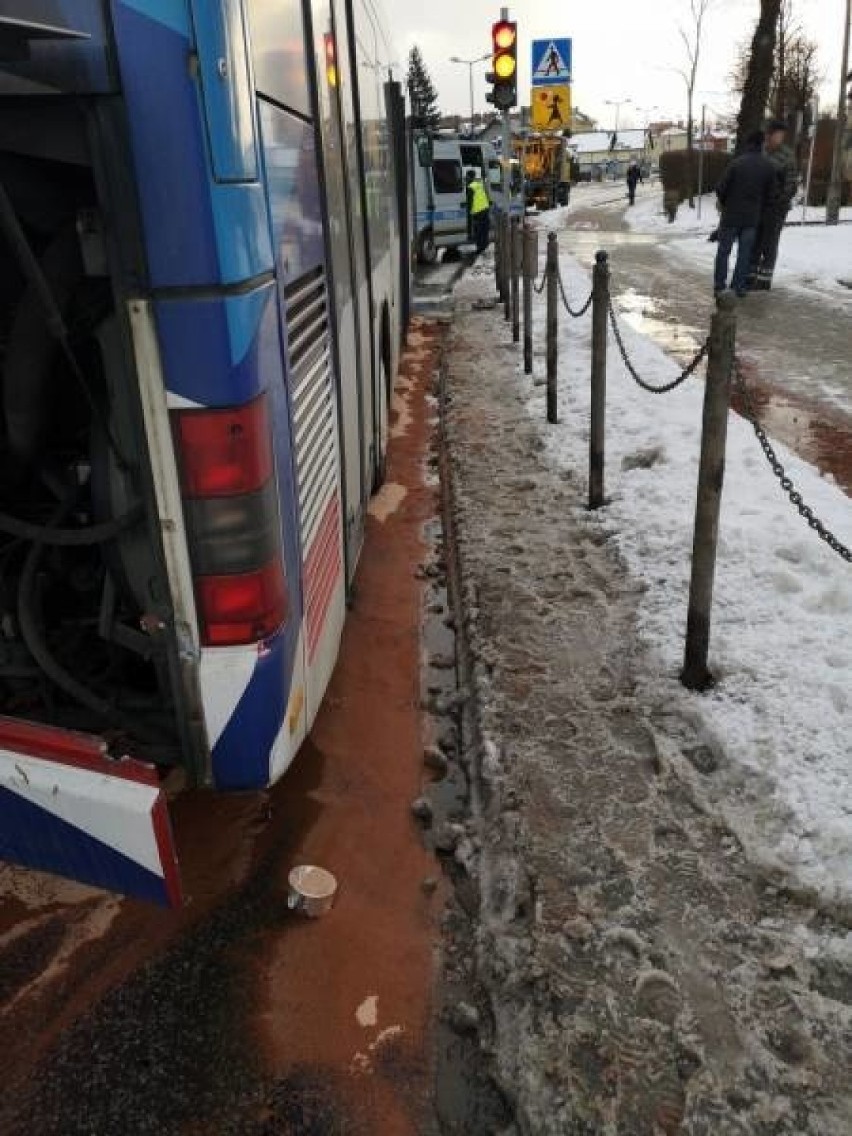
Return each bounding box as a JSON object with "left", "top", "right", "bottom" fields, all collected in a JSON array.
[
  {"left": 432, "top": 159, "right": 463, "bottom": 194},
  {"left": 460, "top": 144, "right": 483, "bottom": 172}
]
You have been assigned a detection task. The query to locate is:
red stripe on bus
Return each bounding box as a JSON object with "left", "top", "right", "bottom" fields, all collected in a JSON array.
[
  {"left": 0, "top": 716, "right": 159, "bottom": 786},
  {"left": 304, "top": 495, "right": 342, "bottom": 661}
]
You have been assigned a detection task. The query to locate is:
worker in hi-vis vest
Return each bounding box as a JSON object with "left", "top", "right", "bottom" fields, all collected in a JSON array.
[{"left": 466, "top": 169, "right": 490, "bottom": 253}]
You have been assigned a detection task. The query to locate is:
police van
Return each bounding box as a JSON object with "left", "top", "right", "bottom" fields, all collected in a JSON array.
[{"left": 412, "top": 136, "right": 521, "bottom": 264}]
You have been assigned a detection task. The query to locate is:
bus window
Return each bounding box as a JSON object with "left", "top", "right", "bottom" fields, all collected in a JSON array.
[{"left": 432, "top": 159, "right": 462, "bottom": 194}]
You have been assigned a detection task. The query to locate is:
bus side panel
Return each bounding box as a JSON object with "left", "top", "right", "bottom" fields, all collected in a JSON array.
[
  {"left": 256, "top": 97, "right": 346, "bottom": 736},
  {"left": 111, "top": 0, "right": 273, "bottom": 288},
  {"left": 309, "top": 0, "right": 369, "bottom": 580}
]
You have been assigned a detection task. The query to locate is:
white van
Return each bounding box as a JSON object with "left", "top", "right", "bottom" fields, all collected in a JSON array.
[{"left": 412, "top": 136, "right": 521, "bottom": 264}]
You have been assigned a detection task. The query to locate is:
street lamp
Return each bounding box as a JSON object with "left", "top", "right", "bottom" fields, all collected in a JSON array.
[
  {"left": 634, "top": 104, "right": 660, "bottom": 128},
  {"left": 604, "top": 97, "right": 632, "bottom": 135},
  {"left": 450, "top": 53, "right": 490, "bottom": 125}
]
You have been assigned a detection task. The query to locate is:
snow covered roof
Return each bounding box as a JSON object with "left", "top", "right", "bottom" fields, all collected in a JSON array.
[{"left": 568, "top": 129, "right": 648, "bottom": 154}]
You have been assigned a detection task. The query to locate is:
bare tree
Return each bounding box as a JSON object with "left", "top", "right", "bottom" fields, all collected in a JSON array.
[
  {"left": 674, "top": 0, "right": 715, "bottom": 207},
  {"left": 729, "top": 2, "right": 820, "bottom": 148},
  {"left": 735, "top": 0, "right": 783, "bottom": 152}
]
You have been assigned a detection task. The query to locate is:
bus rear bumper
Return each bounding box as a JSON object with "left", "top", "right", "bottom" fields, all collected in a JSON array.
[{"left": 0, "top": 717, "right": 181, "bottom": 907}]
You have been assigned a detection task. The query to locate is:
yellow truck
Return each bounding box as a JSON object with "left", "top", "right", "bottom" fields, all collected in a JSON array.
[{"left": 513, "top": 134, "right": 572, "bottom": 209}]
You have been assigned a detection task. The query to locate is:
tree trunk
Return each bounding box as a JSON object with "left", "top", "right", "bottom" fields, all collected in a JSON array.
[{"left": 735, "top": 0, "right": 782, "bottom": 153}]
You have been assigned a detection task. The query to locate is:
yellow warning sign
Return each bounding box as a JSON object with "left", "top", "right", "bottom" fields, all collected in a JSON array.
[{"left": 531, "top": 84, "right": 571, "bottom": 131}]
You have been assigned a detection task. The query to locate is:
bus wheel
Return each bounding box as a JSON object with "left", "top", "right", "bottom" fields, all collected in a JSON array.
[
  {"left": 417, "top": 229, "right": 437, "bottom": 265},
  {"left": 372, "top": 344, "right": 391, "bottom": 492}
]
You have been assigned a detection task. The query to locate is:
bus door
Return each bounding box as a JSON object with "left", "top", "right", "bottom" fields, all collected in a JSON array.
[{"left": 332, "top": 0, "right": 375, "bottom": 520}]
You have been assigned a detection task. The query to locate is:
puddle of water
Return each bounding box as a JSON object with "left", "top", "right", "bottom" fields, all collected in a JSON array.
[
  {"left": 617, "top": 287, "right": 704, "bottom": 359},
  {"left": 732, "top": 366, "right": 852, "bottom": 496}
]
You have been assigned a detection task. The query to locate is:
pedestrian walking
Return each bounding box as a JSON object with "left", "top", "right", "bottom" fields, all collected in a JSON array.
[
  {"left": 749, "top": 118, "right": 798, "bottom": 290},
  {"left": 626, "top": 160, "right": 642, "bottom": 205},
  {"left": 466, "top": 169, "right": 491, "bottom": 254},
  {"left": 713, "top": 130, "right": 777, "bottom": 298}
]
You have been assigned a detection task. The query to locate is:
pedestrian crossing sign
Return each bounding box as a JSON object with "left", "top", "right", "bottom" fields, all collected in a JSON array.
[
  {"left": 531, "top": 38, "right": 572, "bottom": 86},
  {"left": 531, "top": 84, "right": 572, "bottom": 131}
]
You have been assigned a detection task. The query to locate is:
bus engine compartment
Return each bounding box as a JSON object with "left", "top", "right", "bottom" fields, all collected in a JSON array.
[{"left": 0, "top": 17, "right": 185, "bottom": 770}]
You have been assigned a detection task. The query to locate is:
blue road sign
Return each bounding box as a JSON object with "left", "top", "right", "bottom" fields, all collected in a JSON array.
[{"left": 531, "top": 38, "right": 572, "bottom": 87}]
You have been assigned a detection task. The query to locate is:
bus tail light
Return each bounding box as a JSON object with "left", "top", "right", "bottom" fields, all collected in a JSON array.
[{"left": 172, "top": 393, "right": 288, "bottom": 647}]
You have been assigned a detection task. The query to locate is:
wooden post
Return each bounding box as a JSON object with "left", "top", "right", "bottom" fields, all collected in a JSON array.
[
  {"left": 545, "top": 231, "right": 558, "bottom": 423},
  {"left": 500, "top": 212, "right": 510, "bottom": 306},
  {"left": 504, "top": 213, "right": 513, "bottom": 322},
  {"left": 681, "top": 292, "right": 737, "bottom": 691},
  {"left": 494, "top": 211, "right": 502, "bottom": 297},
  {"left": 589, "top": 250, "right": 609, "bottom": 509},
  {"left": 522, "top": 225, "right": 537, "bottom": 375},
  {"left": 511, "top": 219, "right": 521, "bottom": 343}
]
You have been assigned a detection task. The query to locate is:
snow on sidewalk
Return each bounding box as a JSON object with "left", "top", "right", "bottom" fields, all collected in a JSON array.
[{"left": 455, "top": 231, "right": 852, "bottom": 911}]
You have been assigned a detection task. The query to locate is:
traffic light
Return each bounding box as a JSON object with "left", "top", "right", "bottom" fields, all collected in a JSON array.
[
  {"left": 323, "top": 32, "right": 337, "bottom": 87},
  {"left": 485, "top": 19, "right": 517, "bottom": 110}
]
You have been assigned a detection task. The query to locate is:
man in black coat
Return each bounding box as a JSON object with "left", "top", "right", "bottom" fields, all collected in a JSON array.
[
  {"left": 713, "top": 130, "right": 777, "bottom": 297},
  {"left": 626, "top": 160, "right": 642, "bottom": 205}
]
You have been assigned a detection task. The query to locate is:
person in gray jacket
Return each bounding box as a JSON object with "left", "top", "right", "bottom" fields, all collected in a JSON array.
[
  {"left": 713, "top": 130, "right": 777, "bottom": 298},
  {"left": 749, "top": 119, "right": 798, "bottom": 289}
]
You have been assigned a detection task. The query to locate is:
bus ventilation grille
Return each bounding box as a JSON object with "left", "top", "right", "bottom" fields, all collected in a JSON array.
[{"left": 284, "top": 267, "right": 338, "bottom": 549}]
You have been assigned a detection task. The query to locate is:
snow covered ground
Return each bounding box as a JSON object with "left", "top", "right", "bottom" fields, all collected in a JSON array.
[
  {"left": 621, "top": 182, "right": 852, "bottom": 300},
  {"left": 477, "top": 192, "right": 852, "bottom": 908}
]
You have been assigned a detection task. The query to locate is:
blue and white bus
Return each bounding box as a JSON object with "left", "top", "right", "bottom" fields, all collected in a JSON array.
[{"left": 0, "top": 0, "right": 406, "bottom": 904}]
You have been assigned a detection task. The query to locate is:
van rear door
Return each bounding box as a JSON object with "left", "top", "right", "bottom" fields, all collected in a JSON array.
[{"left": 429, "top": 152, "right": 467, "bottom": 244}]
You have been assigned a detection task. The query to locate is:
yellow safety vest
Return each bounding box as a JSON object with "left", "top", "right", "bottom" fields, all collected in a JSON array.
[{"left": 468, "top": 179, "right": 490, "bottom": 215}]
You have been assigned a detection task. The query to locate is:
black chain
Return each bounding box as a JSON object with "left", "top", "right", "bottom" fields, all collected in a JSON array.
[
  {"left": 733, "top": 360, "right": 852, "bottom": 563},
  {"left": 608, "top": 297, "right": 709, "bottom": 394},
  {"left": 555, "top": 264, "right": 593, "bottom": 317},
  {"left": 533, "top": 265, "right": 548, "bottom": 294}
]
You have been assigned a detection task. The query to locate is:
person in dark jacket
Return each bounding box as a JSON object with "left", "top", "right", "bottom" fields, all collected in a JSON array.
[
  {"left": 713, "top": 130, "right": 777, "bottom": 297},
  {"left": 749, "top": 119, "right": 798, "bottom": 290},
  {"left": 626, "top": 160, "right": 642, "bottom": 205}
]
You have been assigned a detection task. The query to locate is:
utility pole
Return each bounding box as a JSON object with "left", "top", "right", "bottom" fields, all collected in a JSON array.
[{"left": 826, "top": 0, "right": 851, "bottom": 224}]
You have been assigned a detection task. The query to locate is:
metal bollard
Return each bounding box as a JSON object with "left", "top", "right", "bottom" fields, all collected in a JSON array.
[
  {"left": 545, "top": 231, "right": 558, "bottom": 423},
  {"left": 522, "top": 225, "right": 537, "bottom": 374},
  {"left": 511, "top": 218, "right": 522, "bottom": 343},
  {"left": 681, "top": 292, "right": 737, "bottom": 691},
  {"left": 589, "top": 250, "right": 610, "bottom": 509}
]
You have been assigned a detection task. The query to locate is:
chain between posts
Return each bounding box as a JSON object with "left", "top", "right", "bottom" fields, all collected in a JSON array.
[
  {"left": 555, "top": 264, "right": 593, "bottom": 317},
  {"left": 732, "top": 360, "right": 852, "bottom": 563},
  {"left": 608, "top": 297, "right": 709, "bottom": 394},
  {"left": 533, "top": 264, "right": 548, "bottom": 294}
]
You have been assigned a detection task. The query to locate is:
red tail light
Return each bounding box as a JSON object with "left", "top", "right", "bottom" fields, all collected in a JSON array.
[
  {"left": 196, "top": 561, "right": 288, "bottom": 646},
  {"left": 172, "top": 393, "right": 288, "bottom": 647},
  {"left": 171, "top": 395, "right": 273, "bottom": 497}
]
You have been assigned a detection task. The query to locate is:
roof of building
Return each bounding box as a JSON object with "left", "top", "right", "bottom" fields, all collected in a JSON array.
[{"left": 567, "top": 129, "right": 648, "bottom": 153}]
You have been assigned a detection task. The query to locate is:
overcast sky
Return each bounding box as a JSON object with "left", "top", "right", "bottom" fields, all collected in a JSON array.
[{"left": 389, "top": 0, "right": 848, "bottom": 127}]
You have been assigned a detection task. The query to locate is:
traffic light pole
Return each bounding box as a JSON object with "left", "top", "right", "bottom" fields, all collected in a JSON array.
[{"left": 501, "top": 109, "right": 511, "bottom": 204}]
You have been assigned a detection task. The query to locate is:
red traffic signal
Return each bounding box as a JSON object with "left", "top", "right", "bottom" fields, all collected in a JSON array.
[{"left": 486, "top": 19, "right": 517, "bottom": 110}]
